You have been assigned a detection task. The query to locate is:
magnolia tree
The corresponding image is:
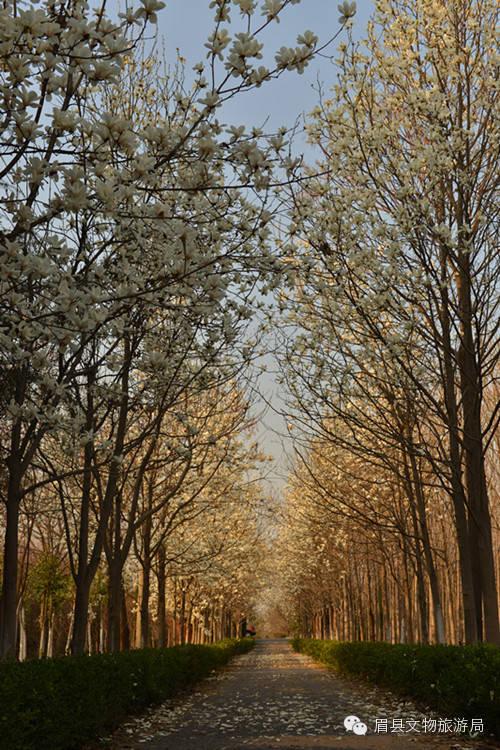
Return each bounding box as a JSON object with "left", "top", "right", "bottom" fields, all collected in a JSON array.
[
  {"left": 0, "top": 0, "right": 355, "bottom": 658},
  {"left": 280, "top": 0, "right": 499, "bottom": 644}
]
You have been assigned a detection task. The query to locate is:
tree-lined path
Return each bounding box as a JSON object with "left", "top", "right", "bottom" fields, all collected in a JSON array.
[
  {"left": 105, "top": 640, "right": 498, "bottom": 750},
  {"left": 1, "top": 0, "right": 499, "bottom": 747}
]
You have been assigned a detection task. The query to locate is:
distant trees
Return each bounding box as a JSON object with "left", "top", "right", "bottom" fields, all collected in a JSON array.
[
  {"left": 275, "top": 434, "right": 499, "bottom": 644},
  {"left": 279, "top": 0, "right": 499, "bottom": 644}
]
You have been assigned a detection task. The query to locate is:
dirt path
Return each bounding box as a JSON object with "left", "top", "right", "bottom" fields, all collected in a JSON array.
[{"left": 104, "top": 639, "right": 499, "bottom": 750}]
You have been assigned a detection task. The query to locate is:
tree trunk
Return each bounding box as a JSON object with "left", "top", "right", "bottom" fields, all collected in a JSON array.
[
  {"left": 438, "top": 245, "right": 478, "bottom": 643},
  {"left": 72, "top": 349, "right": 130, "bottom": 655},
  {"left": 454, "top": 89, "right": 500, "bottom": 643},
  {"left": 458, "top": 273, "right": 500, "bottom": 643},
  {"left": 71, "top": 577, "right": 91, "bottom": 655},
  {"left": 407, "top": 451, "right": 446, "bottom": 644},
  {"left": 139, "top": 513, "right": 152, "bottom": 649},
  {"left": 120, "top": 583, "right": 130, "bottom": 651},
  {"left": 0, "top": 466, "right": 21, "bottom": 659},
  {"left": 180, "top": 588, "right": 186, "bottom": 645},
  {"left": 135, "top": 573, "right": 143, "bottom": 649},
  {"left": 406, "top": 499, "right": 428, "bottom": 644},
  {"left": 38, "top": 594, "right": 49, "bottom": 659},
  {"left": 99, "top": 602, "right": 105, "bottom": 653},
  {"left": 65, "top": 607, "right": 74, "bottom": 655},
  {"left": 18, "top": 605, "right": 27, "bottom": 661},
  {"left": 107, "top": 559, "right": 122, "bottom": 653},
  {"left": 157, "top": 545, "right": 167, "bottom": 648},
  {"left": 139, "top": 558, "right": 151, "bottom": 649},
  {"left": 47, "top": 609, "right": 54, "bottom": 658}
]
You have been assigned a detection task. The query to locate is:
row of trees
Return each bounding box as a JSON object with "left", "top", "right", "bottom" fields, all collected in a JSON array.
[
  {"left": 0, "top": 0, "right": 351, "bottom": 659},
  {"left": 276, "top": 425, "right": 500, "bottom": 644},
  {"left": 277, "top": 0, "right": 499, "bottom": 644},
  {"left": 15, "top": 391, "right": 267, "bottom": 659}
]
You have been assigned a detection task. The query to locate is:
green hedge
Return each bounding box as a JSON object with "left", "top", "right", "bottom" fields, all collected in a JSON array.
[
  {"left": 0, "top": 638, "right": 254, "bottom": 750},
  {"left": 293, "top": 638, "right": 500, "bottom": 737}
]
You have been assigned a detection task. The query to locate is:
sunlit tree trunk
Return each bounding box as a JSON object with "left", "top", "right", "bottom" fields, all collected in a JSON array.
[{"left": 156, "top": 545, "right": 167, "bottom": 648}]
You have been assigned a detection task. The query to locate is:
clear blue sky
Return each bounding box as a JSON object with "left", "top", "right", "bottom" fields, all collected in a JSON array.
[
  {"left": 158, "top": 1, "right": 373, "bottom": 133},
  {"left": 156, "top": 1, "right": 375, "bottom": 490}
]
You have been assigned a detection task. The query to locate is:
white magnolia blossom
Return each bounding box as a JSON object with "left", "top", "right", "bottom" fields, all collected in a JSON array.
[
  {"left": 262, "top": 0, "right": 282, "bottom": 21},
  {"left": 136, "top": 0, "right": 166, "bottom": 23},
  {"left": 234, "top": 0, "right": 257, "bottom": 14},
  {"left": 205, "top": 28, "right": 232, "bottom": 59},
  {"left": 338, "top": 1, "right": 356, "bottom": 24}
]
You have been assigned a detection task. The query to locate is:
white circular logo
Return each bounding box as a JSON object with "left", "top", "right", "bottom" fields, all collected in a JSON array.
[
  {"left": 344, "top": 715, "right": 360, "bottom": 731},
  {"left": 353, "top": 721, "right": 368, "bottom": 736}
]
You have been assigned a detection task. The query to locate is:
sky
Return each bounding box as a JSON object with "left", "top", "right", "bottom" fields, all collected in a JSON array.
[
  {"left": 156, "top": 1, "right": 375, "bottom": 492},
  {"left": 158, "top": 1, "right": 373, "bottom": 134}
]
